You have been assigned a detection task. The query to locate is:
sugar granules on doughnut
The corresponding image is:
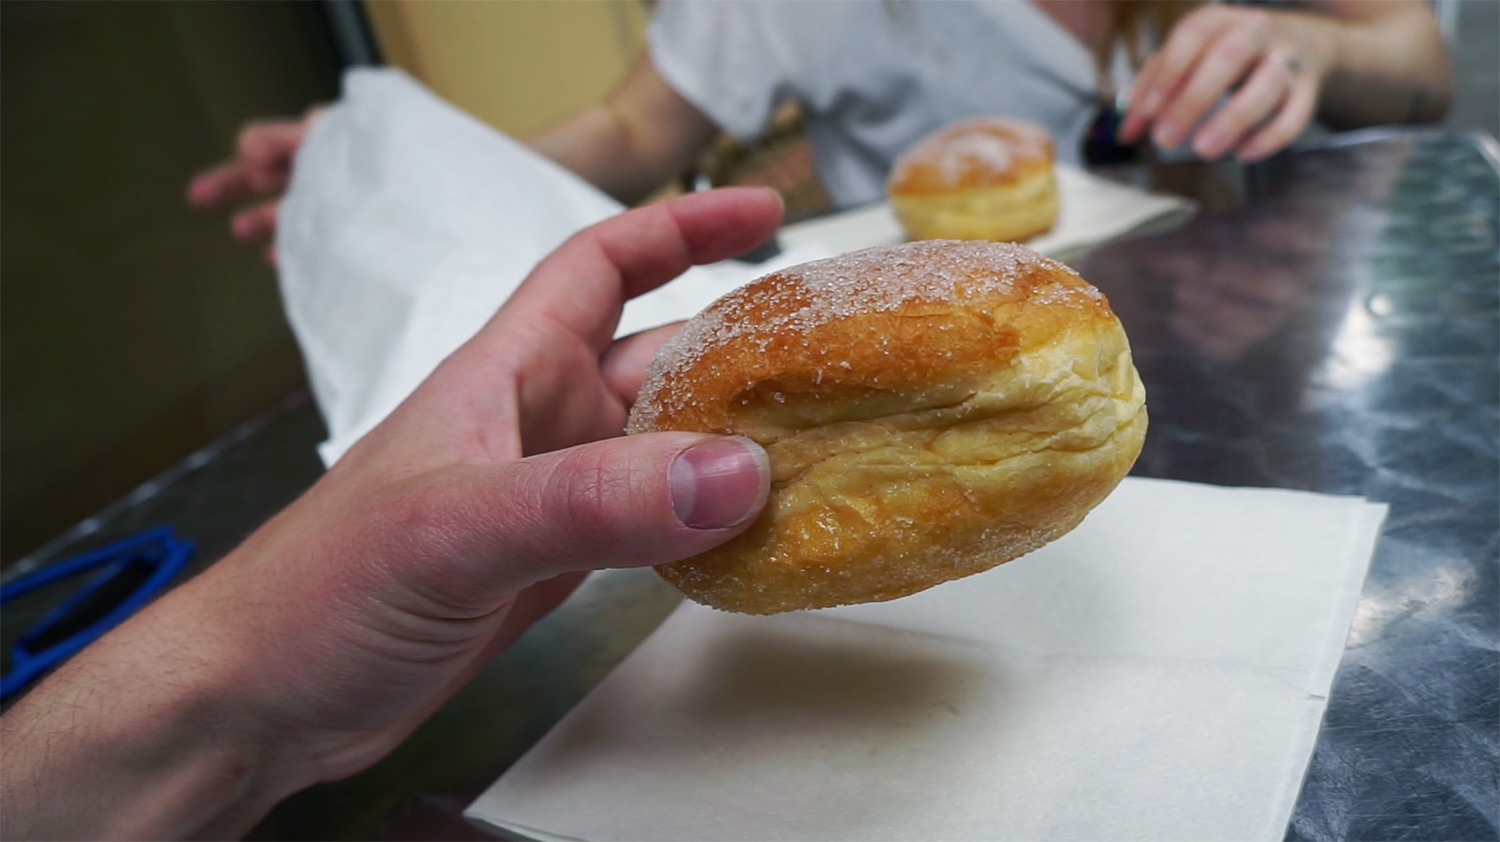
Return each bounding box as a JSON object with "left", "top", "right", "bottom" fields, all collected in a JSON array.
[{"left": 629, "top": 240, "right": 1145, "bottom": 615}]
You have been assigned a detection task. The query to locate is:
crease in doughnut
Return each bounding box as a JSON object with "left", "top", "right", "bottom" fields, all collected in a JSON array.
[{"left": 628, "top": 240, "right": 1146, "bottom": 615}]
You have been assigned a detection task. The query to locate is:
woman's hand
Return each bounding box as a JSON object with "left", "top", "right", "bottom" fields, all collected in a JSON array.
[
  {"left": 1120, "top": 5, "right": 1336, "bottom": 162},
  {"left": 1120, "top": 1, "right": 1451, "bottom": 162},
  {"left": 186, "top": 108, "right": 323, "bottom": 262}
]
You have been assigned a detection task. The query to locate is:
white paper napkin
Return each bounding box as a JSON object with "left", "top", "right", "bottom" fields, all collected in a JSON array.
[
  {"left": 466, "top": 477, "right": 1386, "bottom": 842},
  {"left": 776, "top": 165, "right": 1196, "bottom": 258}
]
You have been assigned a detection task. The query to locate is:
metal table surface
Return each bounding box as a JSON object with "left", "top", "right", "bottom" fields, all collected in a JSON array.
[{"left": 2, "top": 130, "right": 1495, "bottom": 841}]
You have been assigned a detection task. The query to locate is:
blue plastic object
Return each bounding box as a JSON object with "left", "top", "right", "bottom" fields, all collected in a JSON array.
[{"left": 1, "top": 526, "right": 193, "bottom": 701}]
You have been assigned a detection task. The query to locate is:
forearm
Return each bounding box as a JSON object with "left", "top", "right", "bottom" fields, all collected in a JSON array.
[
  {"left": 0, "top": 580, "right": 303, "bottom": 839},
  {"left": 526, "top": 52, "right": 719, "bottom": 206},
  {"left": 527, "top": 103, "right": 686, "bottom": 206},
  {"left": 1299, "top": 4, "right": 1452, "bottom": 128}
]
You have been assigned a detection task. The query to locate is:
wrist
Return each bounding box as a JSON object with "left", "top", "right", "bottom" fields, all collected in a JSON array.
[
  {"left": 85, "top": 666, "right": 297, "bottom": 839},
  {"left": 0, "top": 572, "right": 310, "bottom": 838},
  {"left": 1278, "top": 10, "right": 1341, "bottom": 84}
]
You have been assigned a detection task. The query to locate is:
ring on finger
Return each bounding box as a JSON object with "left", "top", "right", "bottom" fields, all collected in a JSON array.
[{"left": 1265, "top": 51, "right": 1302, "bottom": 76}]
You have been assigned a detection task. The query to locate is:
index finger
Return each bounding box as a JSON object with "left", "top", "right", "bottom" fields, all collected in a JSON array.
[
  {"left": 494, "top": 186, "right": 784, "bottom": 353},
  {"left": 1152, "top": 24, "right": 1267, "bottom": 150},
  {"left": 602, "top": 322, "right": 683, "bottom": 404},
  {"left": 1122, "top": 7, "right": 1233, "bottom": 136},
  {"left": 186, "top": 161, "right": 255, "bottom": 208}
]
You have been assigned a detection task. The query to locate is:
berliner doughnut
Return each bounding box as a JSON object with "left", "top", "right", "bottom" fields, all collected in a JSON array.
[
  {"left": 888, "top": 117, "right": 1059, "bottom": 243},
  {"left": 627, "top": 240, "right": 1146, "bottom": 615}
]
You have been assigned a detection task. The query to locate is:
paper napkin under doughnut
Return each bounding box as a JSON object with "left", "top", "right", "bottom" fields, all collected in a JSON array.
[{"left": 466, "top": 477, "right": 1386, "bottom": 842}]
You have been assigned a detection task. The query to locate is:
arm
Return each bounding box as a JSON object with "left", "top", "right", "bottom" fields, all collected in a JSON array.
[
  {"left": 1, "top": 188, "right": 782, "bottom": 839},
  {"left": 1120, "top": 1, "right": 1452, "bottom": 161},
  {"left": 190, "top": 50, "right": 717, "bottom": 258},
  {"left": 527, "top": 53, "right": 721, "bottom": 206},
  {"left": 0, "top": 580, "right": 298, "bottom": 839},
  {"left": 1302, "top": 0, "right": 1452, "bottom": 128},
  {"left": 186, "top": 109, "right": 323, "bottom": 263}
]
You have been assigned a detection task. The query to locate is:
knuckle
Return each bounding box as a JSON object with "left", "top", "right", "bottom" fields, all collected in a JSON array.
[
  {"left": 1242, "top": 9, "right": 1272, "bottom": 31},
  {"left": 1262, "top": 120, "right": 1296, "bottom": 148},
  {"left": 245, "top": 170, "right": 274, "bottom": 193},
  {"left": 552, "top": 448, "right": 637, "bottom": 540},
  {"left": 379, "top": 480, "right": 469, "bottom": 554},
  {"left": 1182, "top": 5, "right": 1213, "bottom": 26},
  {"left": 1182, "top": 6, "right": 1220, "bottom": 36},
  {"left": 1296, "top": 86, "right": 1319, "bottom": 116},
  {"left": 1206, "top": 110, "right": 1246, "bottom": 138},
  {"left": 238, "top": 120, "right": 297, "bottom": 164},
  {"left": 1231, "top": 84, "right": 1273, "bottom": 116},
  {"left": 1168, "top": 85, "right": 1211, "bottom": 116},
  {"left": 370, "top": 476, "right": 515, "bottom": 616},
  {"left": 1216, "top": 31, "right": 1259, "bottom": 64},
  {"left": 1261, "top": 131, "right": 1291, "bottom": 153},
  {"left": 236, "top": 126, "right": 259, "bottom": 157}
]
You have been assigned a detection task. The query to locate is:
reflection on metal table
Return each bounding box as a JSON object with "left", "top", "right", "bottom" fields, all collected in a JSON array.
[
  {"left": 1079, "top": 131, "right": 1498, "bottom": 842},
  {"left": 2, "top": 130, "right": 1495, "bottom": 841}
]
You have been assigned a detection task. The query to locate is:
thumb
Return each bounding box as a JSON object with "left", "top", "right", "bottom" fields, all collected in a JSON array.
[{"left": 400, "top": 432, "right": 771, "bottom": 602}]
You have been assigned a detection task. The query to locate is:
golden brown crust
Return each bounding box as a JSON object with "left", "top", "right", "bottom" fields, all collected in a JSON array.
[
  {"left": 892, "top": 169, "right": 1059, "bottom": 243},
  {"left": 628, "top": 241, "right": 1146, "bottom": 615}
]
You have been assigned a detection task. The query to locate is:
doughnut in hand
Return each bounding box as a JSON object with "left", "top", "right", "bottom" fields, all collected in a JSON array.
[{"left": 628, "top": 240, "right": 1145, "bottom": 614}]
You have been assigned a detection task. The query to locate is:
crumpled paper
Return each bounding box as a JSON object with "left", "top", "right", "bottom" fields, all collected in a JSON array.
[
  {"left": 466, "top": 477, "right": 1386, "bottom": 842},
  {"left": 277, "top": 69, "right": 819, "bottom": 464}
]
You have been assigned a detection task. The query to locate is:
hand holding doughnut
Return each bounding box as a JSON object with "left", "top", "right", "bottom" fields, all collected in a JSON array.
[{"left": 629, "top": 240, "right": 1147, "bottom": 614}]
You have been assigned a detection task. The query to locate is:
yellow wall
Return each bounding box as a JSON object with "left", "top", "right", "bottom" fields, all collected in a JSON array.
[{"left": 364, "top": 0, "right": 648, "bottom": 138}]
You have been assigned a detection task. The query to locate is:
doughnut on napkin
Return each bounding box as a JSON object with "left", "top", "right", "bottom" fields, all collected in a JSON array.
[
  {"left": 776, "top": 164, "right": 1196, "bottom": 260},
  {"left": 466, "top": 478, "right": 1386, "bottom": 841}
]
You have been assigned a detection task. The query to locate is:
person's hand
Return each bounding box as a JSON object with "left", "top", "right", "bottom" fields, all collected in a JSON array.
[
  {"left": 223, "top": 184, "right": 782, "bottom": 779},
  {"left": 186, "top": 108, "right": 323, "bottom": 262},
  {"left": 1, "top": 187, "right": 784, "bottom": 839},
  {"left": 1119, "top": 5, "right": 1335, "bottom": 162}
]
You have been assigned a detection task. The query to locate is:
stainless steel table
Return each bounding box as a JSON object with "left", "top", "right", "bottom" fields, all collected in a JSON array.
[
  {"left": 1081, "top": 131, "right": 1499, "bottom": 842},
  {"left": 3, "top": 130, "right": 1496, "bottom": 841}
]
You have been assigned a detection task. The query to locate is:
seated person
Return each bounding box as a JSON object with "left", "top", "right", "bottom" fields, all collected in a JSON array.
[{"left": 189, "top": 0, "right": 1451, "bottom": 256}]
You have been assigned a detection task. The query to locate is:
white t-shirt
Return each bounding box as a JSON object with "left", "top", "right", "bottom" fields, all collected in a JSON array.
[{"left": 649, "top": 0, "right": 1133, "bottom": 208}]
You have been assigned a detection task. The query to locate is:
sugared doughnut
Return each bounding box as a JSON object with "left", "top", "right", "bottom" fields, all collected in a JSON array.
[
  {"left": 888, "top": 118, "right": 1059, "bottom": 243},
  {"left": 627, "top": 240, "right": 1146, "bottom": 614}
]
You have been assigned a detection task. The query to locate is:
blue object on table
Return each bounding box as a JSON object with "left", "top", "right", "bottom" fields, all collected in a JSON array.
[{"left": 0, "top": 526, "right": 193, "bottom": 701}]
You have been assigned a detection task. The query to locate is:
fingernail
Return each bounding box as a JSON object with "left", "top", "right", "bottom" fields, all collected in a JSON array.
[
  {"left": 670, "top": 437, "right": 769, "bottom": 529},
  {"left": 1153, "top": 123, "right": 1181, "bottom": 150},
  {"left": 1193, "top": 131, "right": 1224, "bottom": 158}
]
